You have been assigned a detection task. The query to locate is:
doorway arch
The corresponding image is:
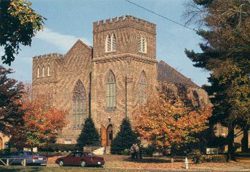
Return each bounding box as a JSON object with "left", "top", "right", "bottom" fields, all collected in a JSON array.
[
  {"left": 106, "top": 125, "right": 113, "bottom": 146},
  {"left": 0, "top": 137, "right": 3, "bottom": 150}
]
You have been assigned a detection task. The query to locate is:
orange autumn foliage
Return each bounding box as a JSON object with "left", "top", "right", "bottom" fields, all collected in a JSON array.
[
  {"left": 133, "top": 90, "right": 212, "bottom": 149},
  {"left": 12, "top": 96, "right": 67, "bottom": 148}
]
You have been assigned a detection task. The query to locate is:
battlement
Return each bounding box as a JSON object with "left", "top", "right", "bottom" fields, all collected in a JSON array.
[
  {"left": 93, "top": 15, "right": 156, "bottom": 33},
  {"left": 33, "top": 53, "right": 64, "bottom": 60}
]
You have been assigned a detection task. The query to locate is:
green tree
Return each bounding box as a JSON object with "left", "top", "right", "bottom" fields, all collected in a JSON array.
[
  {"left": 0, "top": 0, "right": 44, "bottom": 65},
  {"left": 77, "top": 117, "right": 100, "bottom": 148},
  {"left": 111, "top": 118, "right": 138, "bottom": 154},
  {"left": 0, "top": 65, "right": 24, "bottom": 135},
  {"left": 185, "top": 0, "right": 250, "bottom": 159}
]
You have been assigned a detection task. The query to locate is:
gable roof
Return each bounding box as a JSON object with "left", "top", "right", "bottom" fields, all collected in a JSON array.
[
  {"left": 157, "top": 60, "right": 199, "bottom": 88},
  {"left": 64, "top": 39, "right": 92, "bottom": 57}
]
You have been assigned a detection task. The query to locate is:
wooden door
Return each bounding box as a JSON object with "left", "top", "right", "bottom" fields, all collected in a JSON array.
[
  {"left": 0, "top": 137, "right": 3, "bottom": 150},
  {"left": 101, "top": 125, "right": 107, "bottom": 147}
]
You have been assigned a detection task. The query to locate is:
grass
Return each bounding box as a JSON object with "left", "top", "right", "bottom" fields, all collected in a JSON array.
[{"left": 0, "top": 166, "right": 192, "bottom": 172}]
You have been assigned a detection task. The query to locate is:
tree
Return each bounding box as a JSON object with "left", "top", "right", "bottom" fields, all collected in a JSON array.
[
  {"left": 0, "top": 65, "right": 24, "bottom": 135},
  {"left": 111, "top": 118, "right": 138, "bottom": 154},
  {"left": 133, "top": 84, "right": 212, "bottom": 152},
  {"left": 0, "top": 0, "right": 44, "bottom": 65},
  {"left": 77, "top": 117, "right": 100, "bottom": 148},
  {"left": 185, "top": 0, "right": 250, "bottom": 159},
  {"left": 10, "top": 96, "right": 67, "bottom": 149}
]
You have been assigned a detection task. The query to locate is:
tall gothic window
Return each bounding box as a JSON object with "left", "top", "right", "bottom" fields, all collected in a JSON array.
[
  {"left": 138, "top": 71, "right": 147, "bottom": 104},
  {"left": 47, "top": 66, "right": 50, "bottom": 76},
  {"left": 37, "top": 67, "right": 40, "bottom": 78},
  {"left": 105, "top": 33, "right": 116, "bottom": 52},
  {"left": 106, "top": 70, "right": 116, "bottom": 109},
  {"left": 72, "top": 80, "right": 86, "bottom": 129},
  {"left": 42, "top": 66, "right": 45, "bottom": 77},
  {"left": 111, "top": 34, "right": 116, "bottom": 51},
  {"left": 138, "top": 35, "right": 147, "bottom": 53}
]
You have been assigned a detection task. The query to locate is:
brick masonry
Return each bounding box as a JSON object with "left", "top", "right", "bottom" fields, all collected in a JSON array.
[{"left": 32, "top": 15, "right": 208, "bottom": 145}]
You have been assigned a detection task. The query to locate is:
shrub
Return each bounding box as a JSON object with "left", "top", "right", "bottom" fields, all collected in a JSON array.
[
  {"left": 39, "top": 144, "right": 78, "bottom": 152},
  {"left": 141, "top": 145, "right": 155, "bottom": 157},
  {"left": 201, "top": 154, "right": 227, "bottom": 163},
  {"left": 111, "top": 118, "right": 138, "bottom": 154},
  {"left": 77, "top": 117, "right": 100, "bottom": 148}
]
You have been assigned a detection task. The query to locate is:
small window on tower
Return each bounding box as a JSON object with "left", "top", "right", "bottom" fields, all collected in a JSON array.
[
  {"left": 138, "top": 35, "right": 147, "bottom": 53},
  {"left": 37, "top": 67, "right": 40, "bottom": 78},
  {"left": 47, "top": 66, "right": 50, "bottom": 76},
  {"left": 42, "top": 67, "right": 45, "bottom": 77},
  {"left": 105, "top": 33, "right": 116, "bottom": 52}
]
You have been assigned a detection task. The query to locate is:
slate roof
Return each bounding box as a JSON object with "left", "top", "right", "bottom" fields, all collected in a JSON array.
[{"left": 157, "top": 60, "right": 199, "bottom": 88}]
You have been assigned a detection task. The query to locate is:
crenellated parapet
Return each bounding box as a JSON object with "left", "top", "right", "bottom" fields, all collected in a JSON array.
[
  {"left": 32, "top": 53, "right": 64, "bottom": 82},
  {"left": 93, "top": 15, "right": 156, "bottom": 34},
  {"left": 33, "top": 53, "right": 64, "bottom": 60},
  {"left": 93, "top": 15, "right": 156, "bottom": 59}
]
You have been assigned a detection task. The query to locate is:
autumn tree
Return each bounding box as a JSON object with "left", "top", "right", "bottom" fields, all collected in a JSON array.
[
  {"left": 0, "top": 65, "right": 24, "bottom": 135},
  {"left": 133, "top": 84, "right": 212, "bottom": 152},
  {"left": 0, "top": 0, "right": 44, "bottom": 65},
  {"left": 10, "top": 96, "right": 67, "bottom": 149},
  {"left": 184, "top": 0, "right": 250, "bottom": 158}
]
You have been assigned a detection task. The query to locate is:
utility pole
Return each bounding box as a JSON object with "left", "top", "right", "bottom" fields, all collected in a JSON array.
[{"left": 125, "top": 75, "right": 128, "bottom": 118}]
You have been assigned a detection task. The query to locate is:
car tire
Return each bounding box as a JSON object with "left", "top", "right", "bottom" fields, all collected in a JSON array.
[
  {"left": 59, "top": 160, "right": 64, "bottom": 167},
  {"left": 80, "top": 161, "right": 86, "bottom": 167}
]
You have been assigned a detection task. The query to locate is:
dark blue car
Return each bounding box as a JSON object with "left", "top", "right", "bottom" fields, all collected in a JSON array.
[{"left": 3, "top": 151, "right": 47, "bottom": 166}]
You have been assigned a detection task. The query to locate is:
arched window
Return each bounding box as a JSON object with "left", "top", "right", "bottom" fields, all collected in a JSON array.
[
  {"left": 72, "top": 80, "right": 86, "bottom": 129},
  {"left": 42, "top": 66, "right": 45, "bottom": 77},
  {"left": 105, "top": 33, "right": 116, "bottom": 52},
  {"left": 138, "top": 71, "right": 147, "bottom": 104},
  {"left": 111, "top": 34, "right": 116, "bottom": 51},
  {"left": 37, "top": 67, "right": 40, "bottom": 78},
  {"left": 47, "top": 66, "right": 50, "bottom": 76},
  {"left": 105, "top": 34, "right": 111, "bottom": 52},
  {"left": 138, "top": 35, "right": 147, "bottom": 53},
  {"left": 106, "top": 70, "right": 116, "bottom": 109}
]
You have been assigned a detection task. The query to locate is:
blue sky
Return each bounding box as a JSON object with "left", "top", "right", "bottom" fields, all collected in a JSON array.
[{"left": 0, "top": 0, "right": 209, "bottom": 86}]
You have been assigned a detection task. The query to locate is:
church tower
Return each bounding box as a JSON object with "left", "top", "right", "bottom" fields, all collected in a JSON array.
[{"left": 91, "top": 15, "right": 158, "bottom": 146}]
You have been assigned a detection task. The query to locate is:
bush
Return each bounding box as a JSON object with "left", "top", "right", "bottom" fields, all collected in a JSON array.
[
  {"left": 201, "top": 154, "right": 227, "bottom": 162},
  {"left": 77, "top": 117, "right": 100, "bottom": 148},
  {"left": 141, "top": 145, "right": 155, "bottom": 157},
  {"left": 39, "top": 144, "right": 78, "bottom": 152},
  {"left": 189, "top": 149, "right": 202, "bottom": 163},
  {"left": 190, "top": 152, "right": 227, "bottom": 163},
  {"left": 111, "top": 118, "right": 138, "bottom": 154},
  {"left": 121, "top": 149, "right": 130, "bottom": 155}
]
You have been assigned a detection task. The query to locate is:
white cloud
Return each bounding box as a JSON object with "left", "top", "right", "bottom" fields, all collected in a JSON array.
[{"left": 35, "top": 27, "right": 91, "bottom": 51}]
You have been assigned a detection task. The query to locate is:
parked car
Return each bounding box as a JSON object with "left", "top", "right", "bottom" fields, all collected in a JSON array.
[
  {"left": 56, "top": 152, "right": 105, "bottom": 167},
  {"left": 2, "top": 151, "right": 47, "bottom": 166}
]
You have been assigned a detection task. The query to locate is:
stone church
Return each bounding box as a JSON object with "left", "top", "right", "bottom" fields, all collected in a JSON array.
[{"left": 32, "top": 15, "right": 209, "bottom": 147}]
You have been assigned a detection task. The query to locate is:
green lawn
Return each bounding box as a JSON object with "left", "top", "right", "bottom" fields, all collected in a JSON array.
[{"left": 0, "top": 166, "right": 202, "bottom": 172}]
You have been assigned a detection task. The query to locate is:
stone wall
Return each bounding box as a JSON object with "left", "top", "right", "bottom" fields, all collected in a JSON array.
[{"left": 31, "top": 15, "right": 211, "bottom": 145}]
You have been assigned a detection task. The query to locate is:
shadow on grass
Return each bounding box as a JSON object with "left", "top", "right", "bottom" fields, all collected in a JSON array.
[
  {"left": 124, "top": 156, "right": 184, "bottom": 163},
  {"left": 0, "top": 166, "right": 44, "bottom": 172}
]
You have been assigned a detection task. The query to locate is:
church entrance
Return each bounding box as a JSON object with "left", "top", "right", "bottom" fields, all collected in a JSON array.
[
  {"left": 106, "top": 125, "right": 113, "bottom": 146},
  {"left": 0, "top": 137, "right": 3, "bottom": 150},
  {"left": 100, "top": 125, "right": 113, "bottom": 147},
  {"left": 101, "top": 125, "right": 107, "bottom": 147}
]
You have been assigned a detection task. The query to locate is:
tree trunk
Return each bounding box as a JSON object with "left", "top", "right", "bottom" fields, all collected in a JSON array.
[
  {"left": 241, "top": 126, "right": 249, "bottom": 152},
  {"left": 227, "top": 123, "right": 235, "bottom": 161}
]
